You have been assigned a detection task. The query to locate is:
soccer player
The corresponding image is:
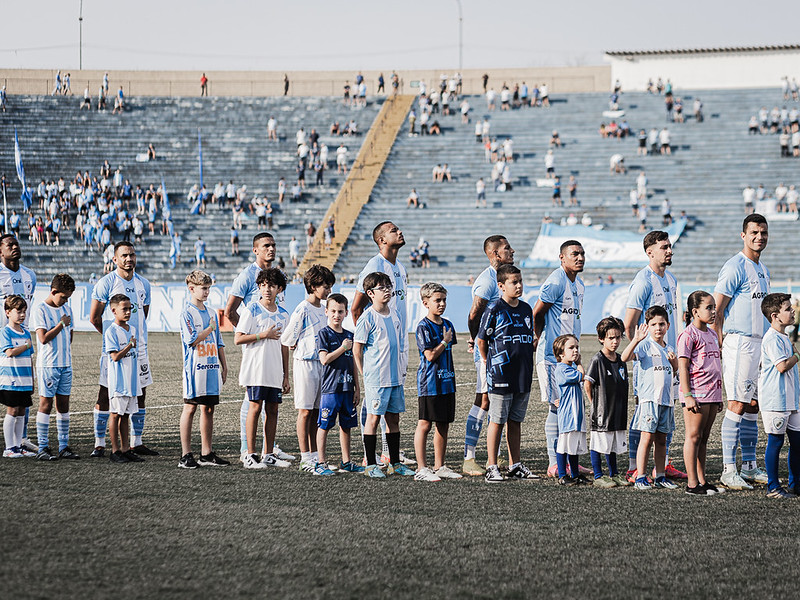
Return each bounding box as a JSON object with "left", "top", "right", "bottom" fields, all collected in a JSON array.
[
  {"left": 533, "top": 240, "right": 585, "bottom": 477},
  {"left": 623, "top": 231, "right": 685, "bottom": 481},
  {"left": 0, "top": 234, "right": 37, "bottom": 453},
  {"left": 713, "top": 214, "right": 771, "bottom": 489},
  {"left": 280, "top": 265, "right": 335, "bottom": 472},
  {"left": 1, "top": 296, "right": 35, "bottom": 458},
  {"left": 463, "top": 235, "right": 515, "bottom": 476},
  {"left": 89, "top": 242, "right": 156, "bottom": 457},
  {"left": 554, "top": 334, "right": 587, "bottom": 486},
  {"left": 413, "top": 283, "right": 461, "bottom": 482},
  {"left": 178, "top": 270, "right": 229, "bottom": 469},
  {"left": 33, "top": 274, "right": 79, "bottom": 461},
  {"left": 477, "top": 264, "right": 538, "bottom": 483}
]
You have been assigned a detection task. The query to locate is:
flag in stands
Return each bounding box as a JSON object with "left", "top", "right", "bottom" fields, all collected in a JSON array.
[
  {"left": 13, "top": 127, "right": 31, "bottom": 211},
  {"left": 161, "top": 177, "right": 170, "bottom": 210}
]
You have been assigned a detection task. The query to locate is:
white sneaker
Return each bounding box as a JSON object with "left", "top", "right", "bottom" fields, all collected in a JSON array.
[
  {"left": 400, "top": 450, "right": 417, "bottom": 466},
  {"left": 261, "top": 453, "right": 290, "bottom": 468},
  {"left": 3, "top": 447, "right": 23, "bottom": 458},
  {"left": 414, "top": 467, "right": 441, "bottom": 482},
  {"left": 741, "top": 466, "right": 769, "bottom": 484},
  {"left": 435, "top": 465, "right": 463, "bottom": 479},
  {"left": 273, "top": 445, "right": 296, "bottom": 461},
  {"left": 18, "top": 446, "right": 37, "bottom": 457},
  {"left": 20, "top": 438, "right": 38, "bottom": 452},
  {"left": 243, "top": 453, "right": 267, "bottom": 470},
  {"left": 299, "top": 460, "right": 316, "bottom": 473},
  {"left": 720, "top": 470, "right": 753, "bottom": 490}
]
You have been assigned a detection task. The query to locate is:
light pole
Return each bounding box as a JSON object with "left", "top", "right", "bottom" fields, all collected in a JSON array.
[
  {"left": 455, "top": 0, "right": 463, "bottom": 72},
  {"left": 78, "top": 0, "right": 83, "bottom": 69}
]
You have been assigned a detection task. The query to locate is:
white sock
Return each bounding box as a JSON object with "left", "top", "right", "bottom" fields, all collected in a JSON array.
[
  {"left": 311, "top": 451, "right": 319, "bottom": 462},
  {"left": 723, "top": 463, "right": 737, "bottom": 475},
  {"left": 14, "top": 416, "right": 24, "bottom": 448},
  {"left": 3, "top": 414, "right": 14, "bottom": 449},
  {"left": 742, "top": 460, "right": 756, "bottom": 471},
  {"left": 300, "top": 451, "right": 311, "bottom": 463}
]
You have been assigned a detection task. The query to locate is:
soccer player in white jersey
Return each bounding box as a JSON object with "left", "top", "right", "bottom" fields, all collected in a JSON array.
[
  {"left": 533, "top": 240, "right": 585, "bottom": 478},
  {"left": 223, "top": 232, "right": 293, "bottom": 462},
  {"left": 713, "top": 214, "right": 771, "bottom": 489},
  {"left": 623, "top": 230, "right": 686, "bottom": 481},
  {"left": 280, "top": 265, "right": 335, "bottom": 471},
  {"left": 351, "top": 221, "right": 414, "bottom": 465},
  {"left": 463, "top": 235, "right": 514, "bottom": 476},
  {"left": 0, "top": 234, "right": 37, "bottom": 452},
  {"left": 33, "top": 274, "right": 79, "bottom": 460},
  {"left": 89, "top": 242, "right": 155, "bottom": 458}
]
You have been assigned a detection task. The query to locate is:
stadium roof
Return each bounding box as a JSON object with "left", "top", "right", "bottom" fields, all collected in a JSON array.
[{"left": 605, "top": 44, "right": 800, "bottom": 57}]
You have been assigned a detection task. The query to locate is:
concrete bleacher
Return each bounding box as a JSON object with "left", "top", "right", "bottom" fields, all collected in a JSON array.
[
  {"left": 0, "top": 94, "right": 381, "bottom": 283},
  {"left": 335, "top": 87, "right": 800, "bottom": 285}
]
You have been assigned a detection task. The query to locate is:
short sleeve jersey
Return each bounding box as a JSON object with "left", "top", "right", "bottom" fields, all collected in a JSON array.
[
  {"left": 677, "top": 324, "right": 722, "bottom": 403},
  {"left": 471, "top": 265, "right": 499, "bottom": 362},
  {"left": 714, "top": 252, "right": 770, "bottom": 338},
  {"left": 477, "top": 298, "right": 534, "bottom": 394},
  {"left": 32, "top": 302, "right": 73, "bottom": 368},
  {"left": 180, "top": 303, "right": 225, "bottom": 399},
  {"left": 633, "top": 337, "right": 675, "bottom": 406},
  {"left": 280, "top": 300, "right": 326, "bottom": 361},
  {"left": 92, "top": 271, "right": 151, "bottom": 351},
  {"left": 759, "top": 327, "right": 799, "bottom": 412},
  {"left": 555, "top": 362, "right": 585, "bottom": 433},
  {"left": 585, "top": 351, "right": 628, "bottom": 431},
  {"left": 416, "top": 317, "right": 457, "bottom": 397},
  {"left": 0, "top": 263, "right": 36, "bottom": 328},
  {"left": 536, "top": 268, "right": 585, "bottom": 364},
  {"left": 104, "top": 323, "right": 141, "bottom": 398},
  {"left": 236, "top": 301, "right": 289, "bottom": 388},
  {"left": 229, "top": 261, "right": 284, "bottom": 309},
  {"left": 357, "top": 253, "right": 408, "bottom": 337},
  {"left": 627, "top": 266, "right": 679, "bottom": 349},
  {"left": 354, "top": 307, "right": 404, "bottom": 388},
  {"left": 318, "top": 326, "right": 355, "bottom": 394},
  {"left": 0, "top": 325, "right": 33, "bottom": 391}
]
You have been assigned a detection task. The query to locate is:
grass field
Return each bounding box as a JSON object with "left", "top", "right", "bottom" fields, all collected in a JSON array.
[{"left": 4, "top": 332, "right": 800, "bottom": 599}]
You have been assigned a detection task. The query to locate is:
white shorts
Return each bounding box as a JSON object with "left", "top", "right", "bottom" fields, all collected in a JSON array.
[
  {"left": 557, "top": 430, "right": 587, "bottom": 455},
  {"left": 590, "top": 430, "right": 627, "bottom": 454},
  {"left": 99, "top": 348, "right": 152, "bottom": 390},
  {"left": 536, "top": 361, "right": 559, "bottom": 405},
  {"left": 109, "top": 395, "right": 138, "bottom": 415},
  {"left": 722, "top": 334, "right": 760, "bottom": 404},
  {"left": 475, "top": 357, "right": 487, "bottom": 395},
  {"left": 293, "top": 359, "right": 322, "bottom": 410},
  {"left": 761, "top": 410, "right": 800, "bottom": 435}
]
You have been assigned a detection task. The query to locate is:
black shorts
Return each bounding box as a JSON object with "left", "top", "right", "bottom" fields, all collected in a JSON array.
[
  {"left": 418, "top": 393, "right": 456, "bottom": 423},
  {"left": 552, "top": 190, "right": 561, "bottom": 198},
  {"left": 258, "top": 216, "right": 266, "bottom": 225},
  {"left": 247, "top": 386, "right": 282, "bottom": 404},
  {"left": 0, "top": 389, "right": 33, "bottom": 408},
  {"left": 639, "top": 138, "right": 646, "bottom": 147},
  {"left": 184, "top": 394, "right": 220, "bottom": 407}
]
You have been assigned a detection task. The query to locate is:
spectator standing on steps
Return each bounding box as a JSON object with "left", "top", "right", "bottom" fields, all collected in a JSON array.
[
  {"left": 200, "top": 73, "right": 208, "bottom": 96},
  {"left": 284, "top": 74, "right": 290, "bottom": 96}
]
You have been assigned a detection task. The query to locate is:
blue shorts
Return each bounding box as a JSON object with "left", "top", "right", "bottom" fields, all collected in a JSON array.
[
  {"left": 364, "top": 385, "right": 405, "bottom": 416},
  {"left": 318, "top": 392, "right": 358, "bottom": 430},
  {"left": 38, "top": 366, "right": 73, "bottom": 398},
  {"left": 246, "top": 386, "right": 282, "bottom": 404},
  {"left": 632, "top": 402, "right": 674, "bottom": 434}
]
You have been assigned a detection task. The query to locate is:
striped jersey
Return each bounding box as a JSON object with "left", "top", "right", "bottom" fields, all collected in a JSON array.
[
  {"left": 0, "top": 325, "right": 33, "bottom": 391},
  {"left": 633, "top": 337, "right": 675, "bottom": 406},
  {"left": 714, "top": 252, "right": 770, "bottom": 338},
  {"left": 354, "top": 306, "right": 404, "bottom": 388},
  {"left": 92, "top": 271, "right": 151, "bottom": 350},
  {"left": 555, "top": 362, "right": 585, "bottom": 433},
  {"left": 416, "top": 317, "right": 457, "bottom": 396},
  {"left": 0, "top": 263, "right": 36, "bottom": 328},
  {"left": 180, "top": 303, "right": 225, "bottom": 399},
  {"left": 627, "top": 265, "right": 679, "bottom": 349},
  {"left": 535, "top": 267, "right": 585, "bottom": 364},
  {"left": 759, "top": 327, "right": 799, "bottom": 412},
  {"left": 357, "top": 253, "right": 408, "bottom": 336},
  {"left": 229, "top": 261, "right": 284, "bottom": 309},
  {"left": 318, "top": 326, "right": 355, "bottom": 394},
  {"left": 471, "top": 265, "right": 499, "bottom": 362},
  {"left": 104, "top": 323, "right": 141, "bottom": 398},
  {"left": 280, "top": 300, "right": 326, "bottom": 360},
  {"left": 32, "top": 301, "right": 73, "bottom": 368}
]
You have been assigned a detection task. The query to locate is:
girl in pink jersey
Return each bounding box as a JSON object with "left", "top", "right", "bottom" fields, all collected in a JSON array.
[{"left": 678, "top": 290, "right": 723, "bottom": 496}]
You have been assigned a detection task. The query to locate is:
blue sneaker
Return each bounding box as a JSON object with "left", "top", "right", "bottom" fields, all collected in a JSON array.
[
  {"left": 313, "top": 462, "right": 336, "bottom": 476},
  {"left": 365, "top": 464, "right": 386, "bottom": 479},
  {"left": 388, "top": 462, "right": 415, "bottom": 476},
  {"left": 340, "top": 460, "right": 365, "bottom": 473},
  {"left": 634, "top": 476, "right": 653, "bottom": 490},
  {"left": 654, "top": 476, "right": 678, "bottom": 489}
]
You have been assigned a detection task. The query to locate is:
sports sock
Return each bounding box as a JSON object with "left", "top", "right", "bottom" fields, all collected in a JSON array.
[
  {"left": 380, "top": 417, "right": 389, "bottom": 455},
  {"left": 386, "top": 431, "right": 401, "bottom": 465},
  {"left": 568, "top": 454, "right": 580, "bottom": 479},
  {"left": 364, "top": 434, "right": 377, "bottom": 465},
  {"left": 239, "top": 398, "right": 249, "bottom": 455},
  {"left": 463, "top": 405, "right": 484, "bottom": 460},
  {"left": 590, "top": 450, "right": 603, "bottom": 479},
  {"left": 556, "top": 452, "right": 568, "bottom": 479},
  {"left": 720, "top": 410, "right": 742, "bottom": 467},
  {"left": 786, "top": 429, "right": 800, "bottom": 489},
  {"left": 665, "top": 430, "right": 673, "bottom": 463},
  {"left": 36, "top": 412, "right": 50, "bottom": 451},
  {"left": 607, "top": 452, "right": 618, "bottom": 476},
  {"left": 740, "top": 413, "right": 759, "bottom": 464},
  {"left": 93, "top": 409, "right": 109, "bottom": 447},
  {"left": 765, "top": 433, "right": 784, "bottom": 491},
  {"left": 311, "top": 451, "right": 319, "bottom": 463},
  {"left": 22, "top": 406, "right": 30, "bottom": 442},
  {"left": 56, "top": 412, "right": 70, "bottom": 452},
  {"left": 300, "top": 451, "right": 311, "bottom": 463},
  {"left": 3, "top": 414, "right": 14, "bottom": 449},
  {"left": 545, "top": 408, "right": 559, "bottom": 468},
  {"left": 13, "top": 416, "right": 24, "bottom": 448},
  {"left": 628, "top": 419, "right": 641, "bottom": 471},
  {"left": 360, "top": 403, "right": 368, "bottom": 451},
  {"left": 742, "top": 460, "right": 756, "bottom": 471},
  {"left": 130, "top": 408, "right": 145, "bottom": 447}
]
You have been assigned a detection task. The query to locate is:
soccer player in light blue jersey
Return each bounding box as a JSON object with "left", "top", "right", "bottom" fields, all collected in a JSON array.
[
  {"left": 1, "top": 295, "right": 35, "bottom": 458},
  {"left": 713, "top": 214, "right": 771, "bottom": 490},
  {"left": 33, "top": 274, "right": 78, "bottom": 461},
  {"left": 553, "top": 334, "right": 587, "bottom": 487},
  {"left": 178, "top": 270, "right": 229, "bottom": 470}
]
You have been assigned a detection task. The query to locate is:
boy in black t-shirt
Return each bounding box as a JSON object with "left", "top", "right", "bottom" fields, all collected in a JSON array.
[{"left": 583, "top": 317, "right": 631, "bottom": 488}]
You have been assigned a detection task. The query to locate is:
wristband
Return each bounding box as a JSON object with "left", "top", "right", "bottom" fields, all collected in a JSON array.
[
  {"left": 683, "top": 392, "right": 694, "bottom": 398},
  {"left": 256, "top": 332, "right": 261, "bottom": 341}
]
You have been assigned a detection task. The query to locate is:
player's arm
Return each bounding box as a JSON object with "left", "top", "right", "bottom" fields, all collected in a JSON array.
[
  {"left": 281, "top": 344, "right": 290, "bottom": 393},
  {"left": 352, "top": 342, "right": 364, "bottom": 377},
  {"left": 532, "top": 299, "right": 552, "bottom": 350},
  {"left": 5, "top": 338, "right": 33, "bottom": 357},
  {"left": 711, "top": 293, "right": 731, "bottom": 347},
  {"left": 218, "top": 346, "right": 228, "bottom": 384},
  {"left": 224, "top": 295, "right": 243, "bottom": 328},
  {"left": 350, "top": 291, "right": 369, "bottom": 324},
  {"left": 623, "top": 307, "right": 642, "bottom": 341},
  {"left": 37, "top": 314, "right": 71, "bottom": 344},
  {"left": 188, "top": 319, "right": 216, "bottom": 348},
  {"left": 467, "top": 296, "right": 488, "bottom": 343},
  {"left": 319, "top": 337, "right": 352, "bottom": 365},
  {"left": 109, "top": 341, "right": 134, "bottom": 362},
  {"left": 583, "top": 378, "right": 594, "bottom": 400},
  {"left": 424, "top": 328, "right": 454, "bottom": 362},
  {"left": 89, "top": 299, "right": 106, "bottom": 334},
  {"left": 678, "top": 357, "right": 697, "bottom": 411},
  {"left": 620, "top": 324, "right": 648, "bottom": 362}
]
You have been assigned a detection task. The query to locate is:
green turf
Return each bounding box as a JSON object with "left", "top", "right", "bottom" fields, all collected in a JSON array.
[{"left": 3, "top": 332, "right": 799, "bottom": 599}]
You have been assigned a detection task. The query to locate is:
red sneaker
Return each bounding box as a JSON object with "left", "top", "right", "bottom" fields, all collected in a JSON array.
[
  {"left": 665, "top": 462, "right": 688, "bottom": 480},
  {"left": 625, "top": 469, "right": 637, "bottom": 483},
  {"left": 547, "top": 464, "right": 559, "bottom": 477}
]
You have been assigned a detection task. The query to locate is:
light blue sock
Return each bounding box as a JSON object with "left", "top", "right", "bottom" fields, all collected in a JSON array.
[
  {"left": 56, "top": 412, "right": 70, "bottom": 452},
  {"left": 239, "top": 397, "right": 249, "bottom": 454},
  {"left": 628, "top": 412, "right": 641, "bottom": 471},
  {"left": 36, "top": 412, "right": 50, "bottom": 451},
  {"left": 23, "top": 406, "right": 30, "bottom": 441},
  {"left": 464, "top": 404, "right": 484, "bottom": 459},
  {"left": 93, "top": 409, "right": 109, "bottom": 447},
  {"left": 720, "top": 410, "right": 742, "bottom": 467},
  {"left": 130, "top": 408, "right": 145, "bottom": 447},
  {"left": 545, "top": 407, "right": 559, "bottom": 468},
  {"left": 740, "top": 414, "right": 759, "bottom": 464}
]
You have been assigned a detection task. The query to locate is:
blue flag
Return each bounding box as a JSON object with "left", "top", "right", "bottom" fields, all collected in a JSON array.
[
  {"left": 161, "top": 178, "right": 170, "bottom": 211},
  {"left": 14, "top": 128, "right": 31, "bottom": 211},
  {"left": 198, "top": 129, "right": 204, "bottom": 189}
]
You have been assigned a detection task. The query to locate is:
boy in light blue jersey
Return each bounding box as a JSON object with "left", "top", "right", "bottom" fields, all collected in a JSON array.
[
  {"left": 178, "top": 270, "right": 229, "bottom": 469},
  {"left": 1, "top": 295, "right": 35, "bottom": 458},
  {"left": 33, "top": 274, "right": 79, "bottom": 461},
  {"left": 757, "top": 293, "right": 800, "bottom": 498},
  {"left": 354, "top": 272, "right": 414, "bottom": 479}
]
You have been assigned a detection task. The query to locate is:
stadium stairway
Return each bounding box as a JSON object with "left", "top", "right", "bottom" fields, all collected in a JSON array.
[
  {"left": 0, "top": 94, "right": 381, "bottom": 283},
  {"left": 333, "top": 87, "right": 800, "bottom": 286}
]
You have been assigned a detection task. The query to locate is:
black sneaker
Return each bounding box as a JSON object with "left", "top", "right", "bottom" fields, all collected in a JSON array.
[
  {"left": 90, "top": 447, "right": 105, "bottom": 458},
  {"left": 123, "top": 450, "right": 145, "bottom": 462},
  {"left": 131, "top": 444, "right": 159, "bottom": 456},
  {"left": 198, "top": 452, "right": 230, "bottom": 467},
  {"left": 575, "top": 474, "right": 593, "bottom": 485},
  {"left": 558, "top": 475, "right": 577, "bottom": 487},
  {"left": 178, "top": 453, "right": 199, "bottom": 469},
  {"left": 506, "top": 462, "right": 540, "bottom": 481},
  {"left": 37, "top": 447, "right": 58, "bottom": 461},
  {"left": 58, "top": 447, "right": 80, "bottom": 460},
  {"left": 685, "top": 485, "right": 707, "bottom": 496},
  {"left": 110, "top": 450, "right": 129, "bottom": 463},
  {"left": 702, "top": 482, "right": 723, "bottom": 495}
]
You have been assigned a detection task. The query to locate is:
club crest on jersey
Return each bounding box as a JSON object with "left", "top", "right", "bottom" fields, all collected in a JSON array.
[{"left": 524, "top": 316, "right": 531, "bottom": 329}]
